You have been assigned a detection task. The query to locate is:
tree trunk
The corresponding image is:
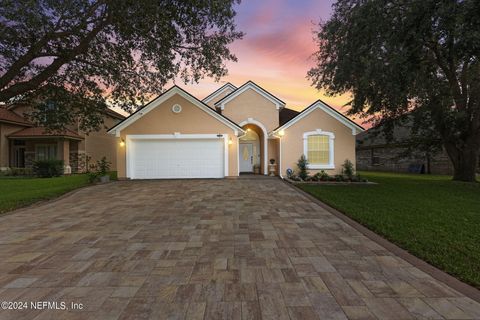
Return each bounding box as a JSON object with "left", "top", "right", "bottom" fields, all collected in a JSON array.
[
  {"left": 426, "top": 152, "right": 431, "bottom": 174},
  {"left": 444, "top": 142, "right": 479, "bottom": 182}
]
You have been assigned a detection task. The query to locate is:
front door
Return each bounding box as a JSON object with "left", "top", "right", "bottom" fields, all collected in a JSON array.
[{"left": 239, "top": 143, "right": 253, "bottom": 172}]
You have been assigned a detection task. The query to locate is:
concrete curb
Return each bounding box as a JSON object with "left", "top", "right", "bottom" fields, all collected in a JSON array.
[{"left": 283, "top": 179, "right": 480, "bottom": 303}]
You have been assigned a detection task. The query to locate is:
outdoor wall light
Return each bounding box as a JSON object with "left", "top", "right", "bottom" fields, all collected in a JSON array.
[
  {"left": 228, "top": 137, "right": 233, "bottom": 145},
  {"left": 119, "top": 139, "right": 125, "bottom": 147},
  {"left": 278, "top": 130, "right": 285, "bottom": 137}
]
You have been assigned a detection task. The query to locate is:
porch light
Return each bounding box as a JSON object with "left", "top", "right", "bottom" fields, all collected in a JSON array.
[
  {"left": 228, "top": 137, "right": 233, "bottom": 145},
  {"left": 278, "top": 130, "right": 285, "bottom": 137},
  {"left": 119, "top": 139, "right": 125, "bottom": 147}
]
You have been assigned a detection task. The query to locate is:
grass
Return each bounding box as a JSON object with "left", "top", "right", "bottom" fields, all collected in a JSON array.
[
  {"left": 298, "top": 171, "right": 480, "bottom": 288},
  {"left": 0, "top": 174, "right": 90, "bottom": 214},
  {"left": 0, "top": 171, "right": 118, "bottom": 214}
]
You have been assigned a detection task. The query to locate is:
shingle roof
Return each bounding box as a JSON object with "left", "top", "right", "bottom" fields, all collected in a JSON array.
[
  {"left": 279, "top": 108, "right": 300, "bottom": 126},
  {"left": 202, "top": 83, "right": 237, "bottom": 104},
  {"left": 8, "top": 127, "right": 83, "bottom": 140},
  {"left": 214, "top": 81, "right": 286, "bottom": 108},
  {"left": 0, "top": 107, "right": 31, "bottom": 126},
  {"left": 104, "top": 108, "right": 126, "bottom": 120}
]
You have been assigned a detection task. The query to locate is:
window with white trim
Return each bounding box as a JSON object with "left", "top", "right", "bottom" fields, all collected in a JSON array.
[{"left": 303, "top": 130, "right": 335, "bottom": 169}]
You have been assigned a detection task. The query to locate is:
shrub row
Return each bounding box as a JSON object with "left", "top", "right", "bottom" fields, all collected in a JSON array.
[
  {"left": 287, "top": 157, "right": 367, "bottom": 182},
  {"left": 32, "top": 160, "right": 64, "bottom": 178},
  {"left": 0, "top": 167, "right": 34, "bottom": 176}
]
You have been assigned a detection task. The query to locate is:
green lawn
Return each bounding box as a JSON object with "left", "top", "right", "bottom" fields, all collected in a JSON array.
[
  {"left": 0, "top": 175, "right": 90, "bottom": 214},
  {"left": 298, "top": 171, "right": 480, "bottom": 288}
]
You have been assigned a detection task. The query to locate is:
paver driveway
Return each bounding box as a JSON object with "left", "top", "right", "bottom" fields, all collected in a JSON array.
[{"left": 0, "top": 178, "right": 479, "bottom": 320}]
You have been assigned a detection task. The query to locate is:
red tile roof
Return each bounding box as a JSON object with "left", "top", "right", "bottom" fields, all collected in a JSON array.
[
  {"left": 8, "top": 127, "right": 83, "bottom": 140},
  {"left": 0, "top": 107, "right": 31, "bottom": 126}
]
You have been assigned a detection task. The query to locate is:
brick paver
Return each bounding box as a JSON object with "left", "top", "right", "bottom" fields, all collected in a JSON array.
[{"left": 0, "top": 178, "right": 479, "bottom": 319}]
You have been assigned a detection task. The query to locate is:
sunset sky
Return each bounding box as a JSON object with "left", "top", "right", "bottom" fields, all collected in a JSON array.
[{"left": 174, "top": 0, "right": 360, "bottom": 124}]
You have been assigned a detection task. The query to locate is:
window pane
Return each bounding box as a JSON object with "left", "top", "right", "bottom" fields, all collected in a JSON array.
[
  {"left": 36, "top": 145, "right": 57, "bottom": 160},
  {"left": 48, "top": 146, "right": 57, "bottom": 160},
  {"left": 37, "top": 146, "right": 46, "bottom": 161},
  {"left": 307, "top": 135, "right": 330, "bottom": 165}
]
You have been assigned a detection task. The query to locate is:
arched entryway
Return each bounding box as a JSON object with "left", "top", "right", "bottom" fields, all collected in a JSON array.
[{"left": 239, "top": 119, "right": 268, "bottom": 174}]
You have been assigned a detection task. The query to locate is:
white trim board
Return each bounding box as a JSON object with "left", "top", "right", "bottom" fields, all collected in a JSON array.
[
  {"left": 273, "top": 100, "right": 364, "bottom": 135},
  {"left": 215, "top": 81, "right": 286, "bottom": 111},
  {"left": 202, "top": 83, "right": 237, "bottom": 104},
  {"left": 108, "top": 86, "right": 244, "bottom": 137}
]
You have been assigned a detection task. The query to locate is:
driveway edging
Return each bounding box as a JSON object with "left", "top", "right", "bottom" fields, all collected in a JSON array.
[{"left": 283, "top": 179, "right": 480, "bottom": 303}]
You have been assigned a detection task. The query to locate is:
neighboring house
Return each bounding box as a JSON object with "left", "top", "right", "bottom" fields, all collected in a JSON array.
[
  {"left": 356, "top": 123, "right": 461, "bottom": 174},
  {"left": 0, "top": 104, "right": 124, "bottom": 173},
  {"left": 108, "top": 81, "right": 364, "bottom": 179}
]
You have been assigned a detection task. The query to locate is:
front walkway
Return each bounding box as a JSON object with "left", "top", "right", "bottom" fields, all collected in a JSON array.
[{"left": 0, "top": 179, "right": 479, "bottom": 319}]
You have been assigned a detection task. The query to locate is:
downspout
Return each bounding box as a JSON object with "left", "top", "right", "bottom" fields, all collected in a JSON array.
[{"left": 279, "top": 136, "right": 283, "bottom": 179}]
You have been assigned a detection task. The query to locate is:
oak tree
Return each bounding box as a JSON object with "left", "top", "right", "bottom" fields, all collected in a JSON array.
[
  {"left": 309, "top": 0, "right": 480, "bottom": 181},
  {"left": 0, "top": 0, "right": 243, "bottom": 131}
]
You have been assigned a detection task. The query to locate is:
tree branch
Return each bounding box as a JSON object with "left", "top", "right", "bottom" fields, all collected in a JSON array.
[
  {"left": 426, "top": 40, "right": 465, "bottom": 110},
  {"left": 459, "top": 59, "right": 470, "bottom": 104},
  {"left": 0, "top": 17, "right": 109, "bottom": 101},
  {"left": 0, "top": 0, "right": 107, "bottom": 93}
]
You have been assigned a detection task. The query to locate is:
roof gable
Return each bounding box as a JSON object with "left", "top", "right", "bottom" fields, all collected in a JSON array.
[
  {"left": 214, "top": 81, "right": 285, "bottom": 110},
  {"left": 108, "top": 86, "right": 244, "bottom": 136},
  {"left": 273, "top": 100, "right": 364, "bottom": 135},
  {"left": 202, "top": 83, "right": 237, "bottom": 105},
  {"left": 0, "top": 107, "right": 31, "bottom": 126}
]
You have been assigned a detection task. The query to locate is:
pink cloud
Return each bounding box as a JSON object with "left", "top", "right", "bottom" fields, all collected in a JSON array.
[{"left": 171, "top": 1, "right": 367, "bottom": 127}]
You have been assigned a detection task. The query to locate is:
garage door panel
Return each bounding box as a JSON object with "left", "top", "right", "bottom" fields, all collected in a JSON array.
[{"left": 129, "top": 138, "right": 224, "bottom": 179}]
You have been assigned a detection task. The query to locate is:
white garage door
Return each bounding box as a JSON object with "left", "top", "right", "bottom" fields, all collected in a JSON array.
[{"left": 128, "top": 138, "right": 225, "bottom": 179}]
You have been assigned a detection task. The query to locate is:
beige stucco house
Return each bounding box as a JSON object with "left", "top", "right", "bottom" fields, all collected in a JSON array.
[
  {"left": 109, "top": 81, "right": 364, "bottom": 179},
  {"left": 0, "top": 104, "right": 124, "bottom": 173}
]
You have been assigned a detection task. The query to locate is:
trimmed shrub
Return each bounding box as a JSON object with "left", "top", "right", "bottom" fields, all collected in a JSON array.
[
  {"left": 33, "top": 160, "right": 64, "bottom": 178},
  {"left": 109, "top": 171, "right": 118, "bottom": 180},
  {"left": 0, "top": 167, "right": 34, "bottom": 176},
  {"left": 296, "top": 155, "right": 309, "bottom": 180},
  {"left": 319, "top": 170, "right": 330, "bottom": 181},
  {"left": 88, "top": 171, "right": 99, "bottom": 183},
  {"left": 342, "top": 159, "right": 355, "bottom": 179}
]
